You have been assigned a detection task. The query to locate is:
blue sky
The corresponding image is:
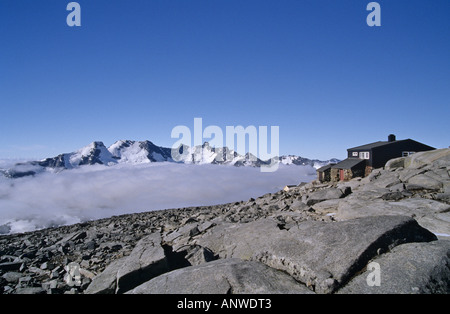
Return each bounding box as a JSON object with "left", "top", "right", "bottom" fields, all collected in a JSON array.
[{"left": 0, "top": 0, "right": 449, "bottom": 161}]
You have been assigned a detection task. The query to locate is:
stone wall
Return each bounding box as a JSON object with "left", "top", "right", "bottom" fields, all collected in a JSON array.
[
  {"left": 365, "top": 166, "right": 373, "bottom": 177},
  {"left": 330, "top": 168, "right": 340, "bottom": 182}
]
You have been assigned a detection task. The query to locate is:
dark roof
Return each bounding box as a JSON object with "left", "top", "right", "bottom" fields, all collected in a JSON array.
[
  {"left": 331, "top": 158, "right": 366, "bottom": 169},
  {"left": 347, "top": 138, "right": 435, "bottom": 151},
  {"left": 347, "top": 140, "right": 405, "bottom": 151},
  {"left": 347, "top": 141, "right": 392, "bottom": 151},
  {"left": 316, "top": 164, "right": 335, "bottom": 172}
]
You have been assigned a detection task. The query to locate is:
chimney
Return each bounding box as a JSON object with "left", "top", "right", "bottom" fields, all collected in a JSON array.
[{"left": 388, "top": 134, "right": 396, "bottom": 142}]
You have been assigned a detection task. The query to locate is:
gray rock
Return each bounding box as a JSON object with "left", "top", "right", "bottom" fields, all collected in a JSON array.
[
  {"left": 305, "top": 188, "right": 344, "bottom": 206},
  {"left": 126, "top": 258, "right": 313, "bottom": 294},
  {"left": 311, "top": 199, "right": 341, "bottom": 215},
  {"left": 362, "top": 171, "right": 400, "bottom": 189},
  {"left": 381, "top": 191, "right": 407, "bottom": 201},
  {"left": 338, "top": 240, "right": 450, "bottom": 294},
  {"left": 349, "top": 188, "right": 391, "bottom": 201},
  {"left": 389, "top": 183, "right": 406, "bottom": 193},
  {"left": 14, "top": 287, "right": 46, "bottom": 294},
  {"left": 398, "top": 168, "right": 427, "bottom": 182},
  {"left": 163, "top": 222, "right": 200, "bottom": 244},
  {"left": 84, "top": 259, "right": 123, "bottom": 294},
  {"left": 197, "top": 221, "right": 215, "bottom": 233},
  {"left": 2, "top": 272, "right": 23, "bottom": 284},
  {"left": 435, "top": 193, "right": 450, "bottom": 203},
  {"left": 57, "top": 231, "right": 87, "bottom": 246},
  {"left": 336, "top": 197, "right": 450, "bottom": 235},
  {"left": 368, "top": 169, "right": 382, "bottom": 181},
  {"left": 115, "top": 232, "right": 168, "bottom": 294},
  {"left": 179, "top": 245, "right": 216, "bottom": 266},
  {"left": 385, "top": 157, "right": 405, "bottom": 170},
  {"left": 404, "top": 148, "right": 450, "bottom": 169},
  {"left": 336, "top": 179, "right": 364, "bottom": 193},
  {"left": 445, "top": 181, "right": 450, "bottom": 194},
  {"left": 17, "top": 275, "right": 32, "bottom": 287},
  {"left": 196, "top": 215, "right": 436, "bottom": 293},
  {"left": 41, "top": 279, "right": 59, "bottom": 293},
  {"left": 85, "top": 232, "right": 169, "bottom": 294},
  {"left": 406, "top": 173, "right": 443, "bottom": 191},
  {"left": 269, "top": 211, "right": 310, "bottom": 229},
  {"left": 425, "top": 169, "right": 450, "bottom": 181},
  {"left": 288, "top": 198, "right": 306, "bottom": 210}
]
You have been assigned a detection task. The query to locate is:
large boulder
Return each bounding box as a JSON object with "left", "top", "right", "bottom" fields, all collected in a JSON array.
[
  {"left": 338, "top": 240, "right": 450, "bottom": 294},
  {"left": 311, "top": 199, "right": 341, "bottom": 215},
  {"left": 85, "top": 232, "right": 169, "bottom": 294},
  {"left": 196, "top": 215, "right": 436, "bottom": 293},
  {"left": 404, "top": 148, "right": 450, "bottom": 169},
  {"left": 335, "top": 197, "right": 450, "bottom": 236},
  {"left": 365, "top": 171, "right": 401, "bottom": 189},
  {"left": 115, "top": 232, "right": 169, "bottom": 294},
  {"left": 126, "top": 258, "right": 313, "bottom": 294},
  {"left": 84, "top": 258, "right": 124, "bottom": 294},
  {"left": 406, "top": 173, "right": 444, "bottom": 191},
  {"left": 385, "top": 157, "right": 405, "bottom": 170},
  {"left": 304, "top": 188, "right": 345, "bottom": 206}
]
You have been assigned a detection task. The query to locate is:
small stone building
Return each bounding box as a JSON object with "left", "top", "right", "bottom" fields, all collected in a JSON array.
[
  {"left": 330, "top": 159, "right": 365, "bottom": 182},
  {"left": 316, "top": 164, "right": 335, "bottom": 183}
]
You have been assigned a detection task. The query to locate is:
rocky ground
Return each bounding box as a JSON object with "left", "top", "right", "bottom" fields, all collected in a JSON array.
[{"left": 0, "top": 148, "right": 449, "bottom": 294}]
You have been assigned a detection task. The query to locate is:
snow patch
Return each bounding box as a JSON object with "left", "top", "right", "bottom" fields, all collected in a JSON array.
[{"left": 113, "top": 141, "right": 151, "bottom": 164}]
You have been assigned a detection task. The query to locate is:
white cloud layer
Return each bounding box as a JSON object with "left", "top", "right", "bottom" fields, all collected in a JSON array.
[{"left": 0, "top": 163, "right": 316, "bottom": 234}]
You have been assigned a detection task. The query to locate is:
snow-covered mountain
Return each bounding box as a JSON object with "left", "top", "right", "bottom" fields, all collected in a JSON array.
[
  {"left": 0, "top": 140, "right": 339, "bottom": 178},
  {"left": 108, "top": 140, "right": 173, "bottom": 163},
  {"left": 280, "top": 155, "right": 341, "bottom": 168}
]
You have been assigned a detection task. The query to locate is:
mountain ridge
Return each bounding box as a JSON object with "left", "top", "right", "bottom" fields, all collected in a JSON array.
[{"left": 0, "top": 140, "right": 340, "bottom": 178}]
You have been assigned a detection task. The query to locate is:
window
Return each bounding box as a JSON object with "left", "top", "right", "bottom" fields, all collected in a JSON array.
[
  {"left": 359, "top": 152, "right": 370, "bottom": 159},
  {"left": 402, "top": 151, "right": 415, "bottom": 157},
  {"left": 352, "top": 152, "right": 358, "bottom": 157}
]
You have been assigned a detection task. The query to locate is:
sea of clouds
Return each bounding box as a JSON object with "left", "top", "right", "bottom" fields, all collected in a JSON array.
[{"left": 0, "top": 162, "right": 316, "bottom": 234}]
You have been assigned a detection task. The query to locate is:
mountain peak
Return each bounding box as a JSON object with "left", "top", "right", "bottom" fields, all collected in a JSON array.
[{"left": 70, "top": 141, "right": 115, "bottom": 167}]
